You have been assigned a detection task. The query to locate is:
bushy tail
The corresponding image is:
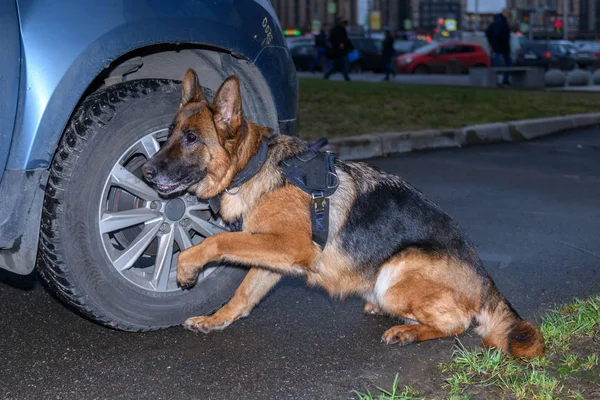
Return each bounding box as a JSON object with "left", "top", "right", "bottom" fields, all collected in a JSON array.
[{"left": 474, "top": 280, "right": 545, "bottom": 358}]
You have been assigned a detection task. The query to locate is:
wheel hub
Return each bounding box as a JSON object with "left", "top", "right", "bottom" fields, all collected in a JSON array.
[{"left": 164, "top": 198, "right": 186, "bottom": 221}]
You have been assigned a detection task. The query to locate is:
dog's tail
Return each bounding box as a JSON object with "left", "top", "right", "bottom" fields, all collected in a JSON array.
[{"left": 474, "top": 279, "right": 545, "bottom": 358}]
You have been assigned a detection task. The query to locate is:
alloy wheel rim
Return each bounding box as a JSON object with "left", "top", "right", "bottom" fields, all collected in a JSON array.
[{"left": 98, "top": 128, "right": 227, "bottom": 292}]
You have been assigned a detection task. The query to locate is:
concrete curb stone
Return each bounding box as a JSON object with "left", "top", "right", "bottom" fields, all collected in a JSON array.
[
  {"left": 325, "top": 112, "right": 600, "bottom": 160},
  {"left": 326, "top": 133, "right": 383, "bottom": 160},
  {"left": 509, "top": 115, "right": 576, "bottom": 140}
]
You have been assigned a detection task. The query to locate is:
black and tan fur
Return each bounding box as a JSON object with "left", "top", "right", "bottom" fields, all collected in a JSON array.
[{"left": 142, "top": 69, "right": 545, "bottom": 358}]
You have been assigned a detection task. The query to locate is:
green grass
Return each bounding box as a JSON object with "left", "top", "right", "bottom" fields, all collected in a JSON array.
[
  {"left": 354, "top": 375, "right": 424, "bottom": 400},
  {"left": 354, "top": 295, "right": 600, "bottom": 400},
  {"left": 297, "top": 79, "right": 600, "bottom": 140}
]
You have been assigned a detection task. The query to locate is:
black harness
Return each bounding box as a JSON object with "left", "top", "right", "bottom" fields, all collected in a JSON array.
[
  {"left": 280, "top": 148, "right": 338, "bottom": 248},
  {"left": 207, "top": 137, "right": 339, "bottom": 249}
]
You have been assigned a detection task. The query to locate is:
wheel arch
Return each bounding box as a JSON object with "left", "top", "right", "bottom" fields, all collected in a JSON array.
[
  {"left": 1, "top": 0, "right": 297, "bottom": 275},
  {"left": 0, "top": 44, "right": 281, "bottom": 275},
  {"left": 20, "top": 43, "right": 283, "bottom": 172}
]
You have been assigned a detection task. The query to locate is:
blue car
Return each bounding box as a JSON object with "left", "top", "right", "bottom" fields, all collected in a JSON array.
[{"left": 0, "top": 0, "right": 297, "bottom": 330}]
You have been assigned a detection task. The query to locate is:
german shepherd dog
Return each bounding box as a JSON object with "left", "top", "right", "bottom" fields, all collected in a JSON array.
[{"left": 142, "top": 70, "right": 544, "bottom": 358}]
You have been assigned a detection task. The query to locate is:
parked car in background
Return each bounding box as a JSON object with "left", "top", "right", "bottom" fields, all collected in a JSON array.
[
  {"left": 396, "top": 41, "right": 490, "bottom": 74},
  {"left": 290, "top": 36, "right": 386, "bottom": 73},
  {"left": 393, "top": 40, "right": 429, "bottom": 56},
  {"left": 573, "top": 42, "right": 600, "bottom": 68},
  {"left": 348, "top": 36, "right": 385, "bottom": 72},
  {"left": 285, "top": 36, "right": 314, "bottom": 49},
  {"left": 459, "top": 31, "right": 524, "bottom": 62},
  {"left": 515, "top": 41, "right": 577, "bottom": 70},
  {"left": 0, "top": 0, "right": 297, "bottom": 331},
  {"left": 290, "top": 42, "right": 319, "bottom": 71}
]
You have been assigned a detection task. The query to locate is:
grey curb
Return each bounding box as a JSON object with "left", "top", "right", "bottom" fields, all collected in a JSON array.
[{"left": 325, "top": 113, "right": 600, "bottom": 160}]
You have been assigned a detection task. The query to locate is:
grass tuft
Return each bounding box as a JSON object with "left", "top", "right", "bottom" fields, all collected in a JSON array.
[{"left": 353, "top": 374, "right": 424, "bottom": 400}]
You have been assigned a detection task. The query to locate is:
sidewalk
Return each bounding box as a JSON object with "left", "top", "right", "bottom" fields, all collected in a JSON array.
[
  {"left": 297, "top": 71, "right": 471, "bottom": 87},
  {"left": 298, "top": 71, "right": 600, "bottom": 91},
  {"left": 549, "top": 84, "right": 600, "bottom": 91}
]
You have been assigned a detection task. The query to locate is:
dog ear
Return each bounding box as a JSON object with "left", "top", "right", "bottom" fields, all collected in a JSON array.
[
  {"left": 211, "top": 76, "right": 242, "bottom": 133},
  {"left": 180, "top": 69, "right": 207, "bottom": 108}
]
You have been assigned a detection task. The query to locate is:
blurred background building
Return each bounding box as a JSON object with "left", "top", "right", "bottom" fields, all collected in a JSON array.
[{"left": 271, "top": 0, "right": 600, "bottom": 39}]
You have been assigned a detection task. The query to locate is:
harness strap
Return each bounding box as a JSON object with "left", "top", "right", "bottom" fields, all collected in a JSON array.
[
  {"left": 206, "top": 138, "right": 339, "bottom": 249},
  {"left": 280, "top": 150, "right": 339, "bottom": 249}
]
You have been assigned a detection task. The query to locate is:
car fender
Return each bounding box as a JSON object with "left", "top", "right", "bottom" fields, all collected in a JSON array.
[
  {"left": 9, "top": 0, "right": 288, "bottom": 170},
  {"left": 0, "top": 1, "right": 20, "bottom": 177}
]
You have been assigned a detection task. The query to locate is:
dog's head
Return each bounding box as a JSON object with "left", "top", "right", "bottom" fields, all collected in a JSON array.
[{"left": 142, "top": 69, "right": 246, "bottom": 199}]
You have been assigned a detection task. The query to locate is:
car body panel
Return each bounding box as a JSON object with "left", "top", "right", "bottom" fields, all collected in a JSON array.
[
  {"left": 396, "top": 41, "right": 490, "bottom": 74},
  {"left": 8, "top": 0, "right": 288, "bottom": 171},
  {"left": 0, "top": 1, "right": 21, "bottom": 179},
  {"left": 350, "top": 37, "right": 383, "bottom": 72},
  {"left": 515, "top": 41, "right": 577, "bottom": 70},
  {"left": 254, "top": 45, "right": 298, "bottom": 126},
  {"left": 393, "top": 40, "right": 428, "bottom": 56},
  {"left": 571, "top": 42, "right": 600, "bottom": 68},
  {"left": 290, "top": 43, "right": 318, "bottom": 71},
  {"left": 0, "top": 0, "right": 297, "bottom": 274}
]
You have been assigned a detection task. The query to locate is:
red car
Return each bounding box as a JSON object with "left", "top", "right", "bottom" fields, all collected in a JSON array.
[{"left": 396, "top": 41, "right": 490, "bottom": 74}]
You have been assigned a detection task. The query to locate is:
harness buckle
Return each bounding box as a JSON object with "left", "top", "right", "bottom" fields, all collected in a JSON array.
[{"left": 312, "top": 192, "right": 327, "bottom": 212}]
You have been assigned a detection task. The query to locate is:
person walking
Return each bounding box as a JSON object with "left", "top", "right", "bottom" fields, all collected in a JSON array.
[
  {"left": 309, "top": 25, "right": 328, "bottom": 73},
  {"left": 324, "top": 18, "right": 352, "bottom": 81},
  {"left": 486, "top": 8, "right": 512, "bottom": 86},
  {"left": 381, "top": 29, "right": 396, "bottom": 81}
]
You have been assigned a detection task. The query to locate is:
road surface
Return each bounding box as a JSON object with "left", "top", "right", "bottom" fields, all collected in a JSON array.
[{"left": 1, "top": 127, "right": 599, "bottom": 399}]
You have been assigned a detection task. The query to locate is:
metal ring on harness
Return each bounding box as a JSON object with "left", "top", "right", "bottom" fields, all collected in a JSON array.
[
  {"left": 327, "top": 172, "right": 339, "bottom": 189},
  {"left": 225, "top": 186, "right": 241, "bottom": 195}
]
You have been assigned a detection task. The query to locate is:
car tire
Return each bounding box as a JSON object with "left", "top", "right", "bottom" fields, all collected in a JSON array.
[
  {"left": 412, "top": 65, "right": 429, "bottom": 74},
  {"left": 37, "top": 79, "right": 248, "bottom": 332}
]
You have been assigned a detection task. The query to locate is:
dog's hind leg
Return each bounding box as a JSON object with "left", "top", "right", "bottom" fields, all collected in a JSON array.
[
  {"left": 374, "top": 250, "right": 480, "bottom": 347},
  {"left": 184, "top": 267, "right": 281, "bottom": 333},
  {"left": 382, "top": 323, "right": 464, "bottom": 345},
  {"left": 379, "top": 276, "right": 471, "bottom": 346}
]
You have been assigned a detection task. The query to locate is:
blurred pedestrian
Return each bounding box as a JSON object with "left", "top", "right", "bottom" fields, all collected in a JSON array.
[
  {"left": 309, "top": 24, "right": 328, "bottom": 73},
  {"left": 324, "top": 18, "right": 352, "bottom": 81},
  {"left": 486, "top": 8, "right": 512, "bottom": 86},
  {"left": 381, "top": 29, "right": 396, "bottom": 81}
]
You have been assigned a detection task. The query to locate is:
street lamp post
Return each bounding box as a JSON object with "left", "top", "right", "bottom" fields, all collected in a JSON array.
[
  {"left": 475, "top": 0, "right": 479, "bottom": 31},
  {"left": 563, "top": 0, "right": 568, "bottom": 40}
]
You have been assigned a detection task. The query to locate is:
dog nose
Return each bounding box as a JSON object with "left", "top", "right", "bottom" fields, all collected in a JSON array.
[{"left": 142, "top": 163, "right": 157, "bottom": 180}]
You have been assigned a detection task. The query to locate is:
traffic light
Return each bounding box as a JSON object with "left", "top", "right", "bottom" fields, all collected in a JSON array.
[{"left": 554, "top": 19, "right": 563, "bottom": 30}]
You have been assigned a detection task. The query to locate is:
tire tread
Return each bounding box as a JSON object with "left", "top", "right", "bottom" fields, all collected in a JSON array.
[{"left": 37, "top": 79, "right": 179, "bottom": 332}]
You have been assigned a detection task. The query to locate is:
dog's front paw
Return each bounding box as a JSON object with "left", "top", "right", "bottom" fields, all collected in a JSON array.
[
  {"left": 176, "top": 252, "right": 202, "bottom": 288},
  {"left": 176, "top": 267, "right": 199, "bottom": 289},
  {"left": 184, "top": 316, "right": 231, "bottom": 334}
]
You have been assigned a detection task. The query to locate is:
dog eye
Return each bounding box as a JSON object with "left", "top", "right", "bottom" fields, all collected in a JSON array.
[
  {"left": 185, "top": 133, "right": 197, "bottom": 143},
  {"left": 167, "top": 124, "right": 175, "bottom": 137}
]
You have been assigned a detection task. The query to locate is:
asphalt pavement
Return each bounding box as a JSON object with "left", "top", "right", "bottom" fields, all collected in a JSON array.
[{"left": 1, "top": 127, "right": 599, "bottom": 400}]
